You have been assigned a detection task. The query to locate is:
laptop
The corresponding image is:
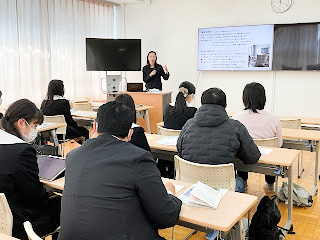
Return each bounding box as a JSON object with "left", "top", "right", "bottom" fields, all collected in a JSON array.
[
  {"left": 37, "top": 155, "right": 66, "bottom": 181},
  {"left": 127, "top": 83, "right": 143, "bottom": 92}
]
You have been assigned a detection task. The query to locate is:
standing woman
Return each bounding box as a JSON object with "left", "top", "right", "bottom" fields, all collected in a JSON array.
[
  {"left": 41, "top": 80, "right": 89, "bottom": 142},
  {"left": 0, "top": 99, "right": 61, "bottom": 240},
  {"left": 143, "top": 51, "right": 169, "bottom": 90}
]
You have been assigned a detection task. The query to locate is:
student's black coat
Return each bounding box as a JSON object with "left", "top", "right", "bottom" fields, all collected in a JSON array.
[
  {"left": 0, "top": 130, "right": 60, "bottom": 240},
  {"left": 58, "top": 134, "right": 181, "bottom": 240}
]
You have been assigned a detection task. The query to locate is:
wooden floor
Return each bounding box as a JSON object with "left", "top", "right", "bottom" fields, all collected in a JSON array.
[{"left": 61, "top": 142, "right": 320, "bottom": 240}]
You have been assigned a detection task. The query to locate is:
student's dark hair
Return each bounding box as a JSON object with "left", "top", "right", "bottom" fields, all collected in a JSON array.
[
  {"left": 201, "top": 88, "right": 227, "bottom": 108},
  {"left": 146, "top": 51, "right": 158, "bottom": 66},
  {"left": 1, "top": 99, "right": 43, "bottom": 139},
  {"left": 42, "top": 79, "right": 65, "bottom": 107},
  {"left": 0, "top": 91, "right": 2, "bottom": 98},
  {"left": 170, "top": 81, "right": 196, "bottom": 115},
  {"left": 115, "top": 94, "right": 136, "bottom": 123},
  {"left": 243, "top": 82, "right": 266, "bottom": 113},
  {"left": 96, "top": 101, "right": 134, "bottom": 138}
]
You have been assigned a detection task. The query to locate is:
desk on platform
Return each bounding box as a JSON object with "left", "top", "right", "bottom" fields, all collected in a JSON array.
[{"left": 106, "top": 91, "right": 171, "bottom": 133}]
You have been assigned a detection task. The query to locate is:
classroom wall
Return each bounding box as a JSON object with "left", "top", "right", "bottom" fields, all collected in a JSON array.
[{"left": 119, "top": 0, "right": 320, "bottom": 117}]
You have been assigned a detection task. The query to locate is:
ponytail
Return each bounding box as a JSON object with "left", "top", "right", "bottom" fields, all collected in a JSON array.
[{"left": 170, "top": 92, "right": 187, "bottom": 115}]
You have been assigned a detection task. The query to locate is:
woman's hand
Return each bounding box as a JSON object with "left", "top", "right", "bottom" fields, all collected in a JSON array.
[
  {"left": 149, "top": 70, "right": 157, "bottom": 77},
  {"left": 164, "top": 65, "right": 169, "bottom": 74}
]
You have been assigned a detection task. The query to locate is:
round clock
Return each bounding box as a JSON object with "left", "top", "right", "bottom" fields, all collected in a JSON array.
[{"left": 271, "top": 0, "right": 292, "bottom": 13}]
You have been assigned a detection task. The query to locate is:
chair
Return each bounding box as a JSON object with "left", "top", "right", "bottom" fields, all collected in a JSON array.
[
  {"left": 173, "top": 156, "right": 236, "bottom": 240},
  {"left": 174, "top": 155, "right": 236, "bottom": 191},
  {"left": 0, "top": 193, "right": 13, "bottom": 236},
  {"left": 23, "top": 221, "right": 60, "bottom": 240},
  {"left": 23, "top": 221, "right": 42, "bottom": 240},
  {"left": 73, "top": 102, "right": 92, "bottom": 111},
  {"left": 254, "top": 137, "right": 278, "bottom": 148},
  {"left": 280, "top": 118, "right": 304, "bottom": 177},
  {"left": 43, "top": 115, "right": 84, "bottom": 157},
  {"left": 253, "top": 137, "right": 279, "bottom": 193},
  {"left": 157, "top": 126, "right": 181, "bottom": 136},
  {"left": 280, "top": 118, "right": 301, "bottom": 129}
]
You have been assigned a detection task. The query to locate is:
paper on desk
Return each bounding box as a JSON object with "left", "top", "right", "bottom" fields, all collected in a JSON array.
[
  {"left": 179, "top": 182, "right": 228, "bottom": 209},
  {"left": 146, "top": 135, "right": 156, "bottom": 141},
  {"left": 258, "top": 147, "right": 273, "bottom": 155},
  {"left": 71, "top": 109, "right": 97, "bottom": 117},
  {"left": 37, "top": 123, "right": 55, "bottom": 130},
  {"left": 156, "top": 136, "right": 178, "bottom": 146},
  {"left": 174, "top": 184, "right": 185, "bottom": 193}
]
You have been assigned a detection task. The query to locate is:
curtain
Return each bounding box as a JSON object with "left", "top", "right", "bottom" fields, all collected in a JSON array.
[{"left": 0, "top": 0, "right": 114, "bottom": 108}]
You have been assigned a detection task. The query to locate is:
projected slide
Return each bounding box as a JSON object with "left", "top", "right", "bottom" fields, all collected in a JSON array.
[{"left": 198, "top": 25, "right": 274, "bottom": 71}]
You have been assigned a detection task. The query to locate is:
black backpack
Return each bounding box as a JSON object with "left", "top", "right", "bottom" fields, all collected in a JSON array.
[{"left": 249, "top": 196, "right": 285, "bottom": 240}]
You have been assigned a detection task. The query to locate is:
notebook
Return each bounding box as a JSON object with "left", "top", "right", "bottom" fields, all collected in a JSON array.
[{"left": 37, "top": 155, "right": 66, "bottom": 181}]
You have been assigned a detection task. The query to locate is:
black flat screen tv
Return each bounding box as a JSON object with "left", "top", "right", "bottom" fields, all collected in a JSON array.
[
  {"left": 272, "top": 23, "right": 320, "bottom": 71},
  {"left": 86, "top": 38, "right": 141, "bottom": 71}
]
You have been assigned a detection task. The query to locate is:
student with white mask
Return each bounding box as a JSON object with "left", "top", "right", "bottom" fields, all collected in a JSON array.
[{"left": 0, "top": 99, "right": 61, "bottom": 240}]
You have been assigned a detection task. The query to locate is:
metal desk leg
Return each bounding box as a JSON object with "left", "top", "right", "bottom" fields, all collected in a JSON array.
[
  {"left": 284, "top": 165, "right": 293, "bottom": 230},
  {"left": 144, "top": 109, "right": 151, "bottom": 133},
  {"left": 312, "top": 141, "right": 319, "bottom": 196},
  {"left": 50, "top": 129, "right": 61, "bottom": 156}
]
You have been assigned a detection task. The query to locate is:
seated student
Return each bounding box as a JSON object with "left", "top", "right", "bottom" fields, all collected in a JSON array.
[
  {"left": 58, "top": 101, "right": 182, "bottom": 240},
  {"left": 163, "top": 81, "right": 197, "bottom": 130},
  {"left": 115, "top": 93, "right": 151, "bottom": 152},
  {"left": 0, "top": 90, "right": 3, "bottom": 119},
  {"left": 0, "top": 99, "right": 61, "bottom": 240},
  {"left": 177, "top": 88, "right": 261, "bottom": 193},
  {"left": 232, "top": 82, "right": 282, "bottom": 192},
  {"left": 41, "top": 79, "right": 89, "bottom": 142}
]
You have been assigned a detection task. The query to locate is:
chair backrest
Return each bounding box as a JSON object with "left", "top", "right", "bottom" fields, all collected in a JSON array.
[
  {"left": 73, "top": 102, "right": 92, "bottom": 111},
  {"left": 253, "top": 137, "right": 278, "bottom": 148},
  {"left": 43, "top": 115, "right": 67, "bottom": 135},
  {"left": 174, "top": 155, "right": 236, "bottom": 191},
  {"left": 0, "top": 193, "right": 13, "bottom": 236},
  {"left": 280, "top": 118, "right": 301, "bottom": 129},
  {"left": 157, "top": 126, "right": 181, "bottom": 136},
  {"left": 23, "top": 221, "right": 42, "bottom": 240}
]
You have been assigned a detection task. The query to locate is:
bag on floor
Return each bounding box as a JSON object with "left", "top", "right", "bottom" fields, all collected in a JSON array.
[
  {"left": 277, "top": 182, "right": 313, "bottom": 207},
  {"left": 249, "top": 196, "right": 283, "bottom": 240}
]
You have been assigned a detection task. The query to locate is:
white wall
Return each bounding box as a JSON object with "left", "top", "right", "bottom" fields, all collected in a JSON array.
[{"left": 120, "top": 0, "right": 320, "bottom": 116}]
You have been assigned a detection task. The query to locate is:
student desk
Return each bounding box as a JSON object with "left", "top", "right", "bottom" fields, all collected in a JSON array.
[
  {"left": 0, "top": 233, "right": 19, "bottom": 240},
  {"left": 145, "top": 133, "right": 298, "bottom": 231},
  {"left": 282, "top": 128, "right": 320, "bottom": 196},
  {"left": 72, "top": 106, "right": 154, "bottom": 133},
  {"left": 42, "top": 177, "right": 257, "bottom": 238},
  {"left": 37, "top": 122, "right": 67, "bottom": 154}
]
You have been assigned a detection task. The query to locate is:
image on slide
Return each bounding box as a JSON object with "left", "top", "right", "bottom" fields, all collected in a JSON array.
[{"left": 248, "top": 44, "right": 270, "bottom": 68}]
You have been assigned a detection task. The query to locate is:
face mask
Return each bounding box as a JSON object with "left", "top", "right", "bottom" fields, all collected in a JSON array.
[{"left": 21, "top": 121, "right": 38, "bottom": 143}]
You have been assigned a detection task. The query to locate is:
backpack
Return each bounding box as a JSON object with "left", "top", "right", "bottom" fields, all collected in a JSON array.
[
  {"left": 278, "top": 182, "right": 313, "bottom": 207},
  {"left": 249, "top": 196, "right": 283, "bottom": 240}
]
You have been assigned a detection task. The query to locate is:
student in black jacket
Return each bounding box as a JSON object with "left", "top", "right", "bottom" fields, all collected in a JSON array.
[
  {"left": 142, "top": 51, "right": 169, "bottom": 90},
  {"left": 115, "top": 93, "right": 151, "bottom": 152},
  {"left": 0, "top": 99, "right": 60, "bottom": 240},
  {"left": 163, "top": 81, "right": 197, "bottom": 130},
  {"left": 58, "top": 101, "right": 181, "bottom": 240},
  {"left": 41, "top": 80, "right": 89, "bottom": 141}
]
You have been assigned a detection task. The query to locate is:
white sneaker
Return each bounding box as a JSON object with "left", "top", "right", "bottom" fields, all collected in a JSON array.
[{"left": 265, "top": 183, "right": 275, "bottom": 193}]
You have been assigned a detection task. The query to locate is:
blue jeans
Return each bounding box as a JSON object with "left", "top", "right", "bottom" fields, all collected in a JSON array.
[{"left": 235, "top": 176, "right": 246, "bottom": 193}]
